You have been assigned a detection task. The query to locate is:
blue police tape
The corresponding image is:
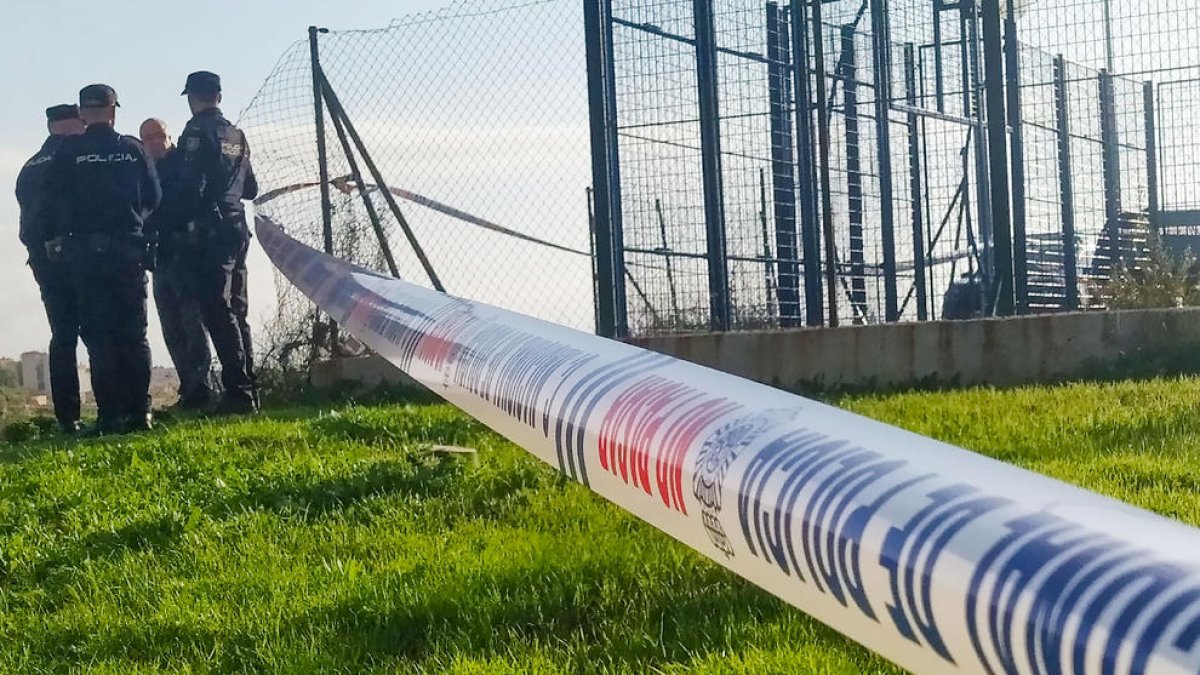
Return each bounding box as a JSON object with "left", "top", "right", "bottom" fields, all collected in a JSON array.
[{"left": 258, "top": 214, "right": 1200, "bottom": 675}]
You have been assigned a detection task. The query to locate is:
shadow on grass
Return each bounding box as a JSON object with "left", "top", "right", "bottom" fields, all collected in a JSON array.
[
  {"left": 30, "top": 621, "right": 266, "bottom": 673},
  {"left": 209, "top": 454, "right": 465, "bottom": 522},
  {"left": 293, "top": 556, "right": 864, "bottom": 671},
  {"left": 306, "top": 407, "right": 486, "bottom": 450},
  {"left": 0, "top": 442, "right": 57, "bottom": 466},
  {"left": 13, "top": 512, "right": 188, "bottom": 603},
  {"left": 1077, "top": 406, "right": 1200, "bottom": 456},
  {"left": 78, "top": 515, "right": 186, "bottom": 557},
  {"left": 11, "top": 451, "right": 467, "bottom": 602}
]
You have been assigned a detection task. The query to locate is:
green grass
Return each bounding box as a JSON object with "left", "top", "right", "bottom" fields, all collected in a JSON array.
[{"left": 3, "top": 377, "right": 1200, "bottom": 673}]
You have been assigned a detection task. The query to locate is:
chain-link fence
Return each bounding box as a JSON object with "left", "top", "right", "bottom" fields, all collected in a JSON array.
[
  {"left": 240, "top": 0, "right": 596, "bottom": 365},
  {"left": 241, "top": 0, "right": 1200, "bottom": 352}
]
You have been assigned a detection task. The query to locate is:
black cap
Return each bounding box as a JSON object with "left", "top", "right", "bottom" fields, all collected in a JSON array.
[
  {"left": 79, "top": 84, "right": 119, "bottom": 108},
  {"left": 182, "top": 71, "right": 221, "bottom": 96},
  {"left": 45, "top": 104, "right": 80, "bottom": 123}
]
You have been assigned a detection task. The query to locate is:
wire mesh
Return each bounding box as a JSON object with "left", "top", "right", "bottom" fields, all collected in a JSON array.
[
  {"left": 610, "top": 0, "right": 1200, "bottom": 332},
  {"left": 241, "top": 0, "right": 1200, "bottom": 349},
  {"left": 240, "top": 0, "right": 595, "bottom": 363}
]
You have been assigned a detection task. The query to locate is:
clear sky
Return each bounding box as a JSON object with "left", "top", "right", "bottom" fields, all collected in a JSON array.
[{"left": 0, "top": 0, "right": 448, "bottom": 364}]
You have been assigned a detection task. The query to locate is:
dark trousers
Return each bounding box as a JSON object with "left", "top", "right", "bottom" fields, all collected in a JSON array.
[
  {"left": 74, "top": 245, "right": 152, "bottom": 423},
  {"left": 153, "top": 253, "right": 213, "bottom": 405},
  {"left": 29, "top": 254, "right": 81, "bottom": 424},
  {"left": 197, "top": 234, "right": 255, "bottom": 403}
]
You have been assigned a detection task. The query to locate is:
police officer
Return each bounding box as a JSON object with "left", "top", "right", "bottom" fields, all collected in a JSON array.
[
  {"left": 158, "top": 71, "right": 259, "bottom": 414},
  {"left": 141, "top": 118, "right": 215, "bottom": 410},
  {"left": 15, "top": 104, "right": 86, "bottom": 434},
  {"left": 44, "top": 85, "right": 160, "bottom": 435}
]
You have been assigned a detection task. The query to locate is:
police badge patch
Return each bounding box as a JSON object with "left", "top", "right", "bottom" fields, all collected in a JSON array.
[
  {"left": 693, "top": 409, "right": 799, "bottom": 557},
  {"left": 185, "top": 137, "right": 201, "bottom": 153}
]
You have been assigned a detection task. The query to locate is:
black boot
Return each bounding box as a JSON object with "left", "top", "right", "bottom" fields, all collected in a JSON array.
[
  {"left": 58, "top": 420, "right": 83, "bottom": 436},
  {"left": 215, "top": 394, "right": 258, "bottom": 416},
  {"left": 176, "top": 385, "right": 213, "bottom": 412},
  {"left": 124, "top": 413, "right": 154, "bottom": 434},
  {"left": 83, "top": 416, "right": 126, "bottom": 438}
]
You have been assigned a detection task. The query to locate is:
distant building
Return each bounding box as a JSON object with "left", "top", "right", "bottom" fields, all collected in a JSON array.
[
  {"left": 20, "top": 352, "right": 49, "bottom": 395},
  {"left": 19, "top": 352, "right": 93, "bottom": 398},
  {"left": 17, "top": 352, "right": 180, "bottom": 405}
]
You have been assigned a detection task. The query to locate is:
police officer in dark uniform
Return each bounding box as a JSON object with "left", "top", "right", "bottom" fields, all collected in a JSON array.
[
  {"left": 158, "top": 71, "right": 259, "bottom": 414},
  {"left": 141, "top": 118, "right": 215, "bottom": 410},
  {"left": 15, "top": 104, "right": 86, "bottom": 434},
  {"left": 44, "top": 85, "right": 160, "bottom": 435}
]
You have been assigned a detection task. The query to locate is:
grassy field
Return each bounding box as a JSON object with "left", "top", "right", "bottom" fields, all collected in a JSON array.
[{"left": 3, "top": 377, "right": 1200, "bottom": 674}]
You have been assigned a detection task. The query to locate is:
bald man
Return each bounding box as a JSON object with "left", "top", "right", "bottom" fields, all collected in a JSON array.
[{"left": 141, "top": 118, "right": 214, "bottom": 410}]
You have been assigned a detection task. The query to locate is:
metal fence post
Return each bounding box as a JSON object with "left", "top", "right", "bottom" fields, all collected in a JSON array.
[
  {"left": 321, "top": 81, "right": 401, "bottom": 279},
  {"left": 933, "top": 2, "right": 947, "bottom": 113},
  {"left": 1053, "top": 55, "right": 1080, "bottom": 311},
  {"left": 980, "top": 0, "right": 1015, "bottom": 316},
  {"left": 309, "top": 26, "right": 337, "bottom": 354},
  {"left": 963, "top": 0, "right": 994, "bottom": 303},
  {"left": 811, "top": 0, "right": 840, "bottom": 326},
  {"left": 790, "top": 0, "right": 825, "bottom": 327},
  {"left": 584, "top": 0, "right": 628, "bottom": 338},
  {"left": 693, "top": 0, "right": 732, "bottom": 332},
  {"left": 1144, "top": 80, "right": 1160, "bottom": 223},
  {"left": 321, "top": 78, "right": 445, "bottom": 292},
  {"left": 869, "top": 0, "right": 899, "bottom": 322},
  {"left": 767, "top": 2, "right": 800, "bottom": 328},
  {"left": 1099, "top": 69, "right": 1124, "bottom": 271},
  {"left": 904, "top": 43, "right": 929, "bottom": 321},
  {"left": 1005, "top": 3, "right": 1028, "bottom": 312},
  {"left": 587, "top": 188, "right": 601, "bottom": 332},
  {"left": 602, "top": 0, "right": 629, "bottom": 336},
  {"left": 842, "top": 26, "right": 867, "bottom": 322}
]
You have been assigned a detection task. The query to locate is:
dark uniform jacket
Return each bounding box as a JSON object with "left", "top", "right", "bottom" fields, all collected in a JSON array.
[
  {"left": 151, "top": 147, "right": 186, "bottom": 257},
  {"left": 158, "top": 107, "right": 258, "bottom": 241},
  {"left": 45, "top": 125, "right": 161, "bottom": 243},
  {"left": 156, "top": 147, "right": 184, "bottom": 193},
  {"left": 15, "top": 135, "right": 68, "bottom": 257}
]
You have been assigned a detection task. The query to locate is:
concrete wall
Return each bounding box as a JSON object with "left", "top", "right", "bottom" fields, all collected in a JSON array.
[
  {"left": 631, "top": 309, "right": 1200, "bottom": 389},
  {"left": 309, "top": 309, "right": 1200, "bottom": 393},
  {"left": 309, "top": 354, "right": 423, "bottom": 391}
]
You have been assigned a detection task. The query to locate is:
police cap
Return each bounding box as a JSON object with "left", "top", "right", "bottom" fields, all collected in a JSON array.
[
  {"left": 79, "top": 84, "right": 120, "bottom": 108},
  {"left": 45, "top": 104, "right": 80, "bottom": 122},
  {"left": 181, "top": 71, "right": 221, "bottom": 96}
]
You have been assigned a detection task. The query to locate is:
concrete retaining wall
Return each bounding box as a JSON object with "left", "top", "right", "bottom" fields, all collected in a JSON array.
[
  {"left": 310, "top": 310, "right": 1200, "bottom": 392},
  {"left": 631, "top": 309, "right": 1200, "bottom": 389},
  {"left": 309, "top": 354, "right": 423, "bottom": 390}
]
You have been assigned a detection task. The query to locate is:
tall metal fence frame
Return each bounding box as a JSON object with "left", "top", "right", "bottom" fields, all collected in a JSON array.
[
  {"left": 255, "top": 1, "right": 1200, "bottom": 349},
  {"left": 584, "top": 0, "right": 1192, "bottom": 339}
]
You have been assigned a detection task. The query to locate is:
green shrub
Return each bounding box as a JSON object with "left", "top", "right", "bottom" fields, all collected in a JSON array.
[
  {"left": 1098, "top": 233, "right": 1200, "bottom": 310},
  {"left": 2, "top": 420, "right": 39, "bottom": 445}
]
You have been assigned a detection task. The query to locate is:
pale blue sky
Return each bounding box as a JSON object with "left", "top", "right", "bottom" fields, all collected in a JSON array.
[{"left": 0, "top": 0, "right": 448, "bottom": 363}]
